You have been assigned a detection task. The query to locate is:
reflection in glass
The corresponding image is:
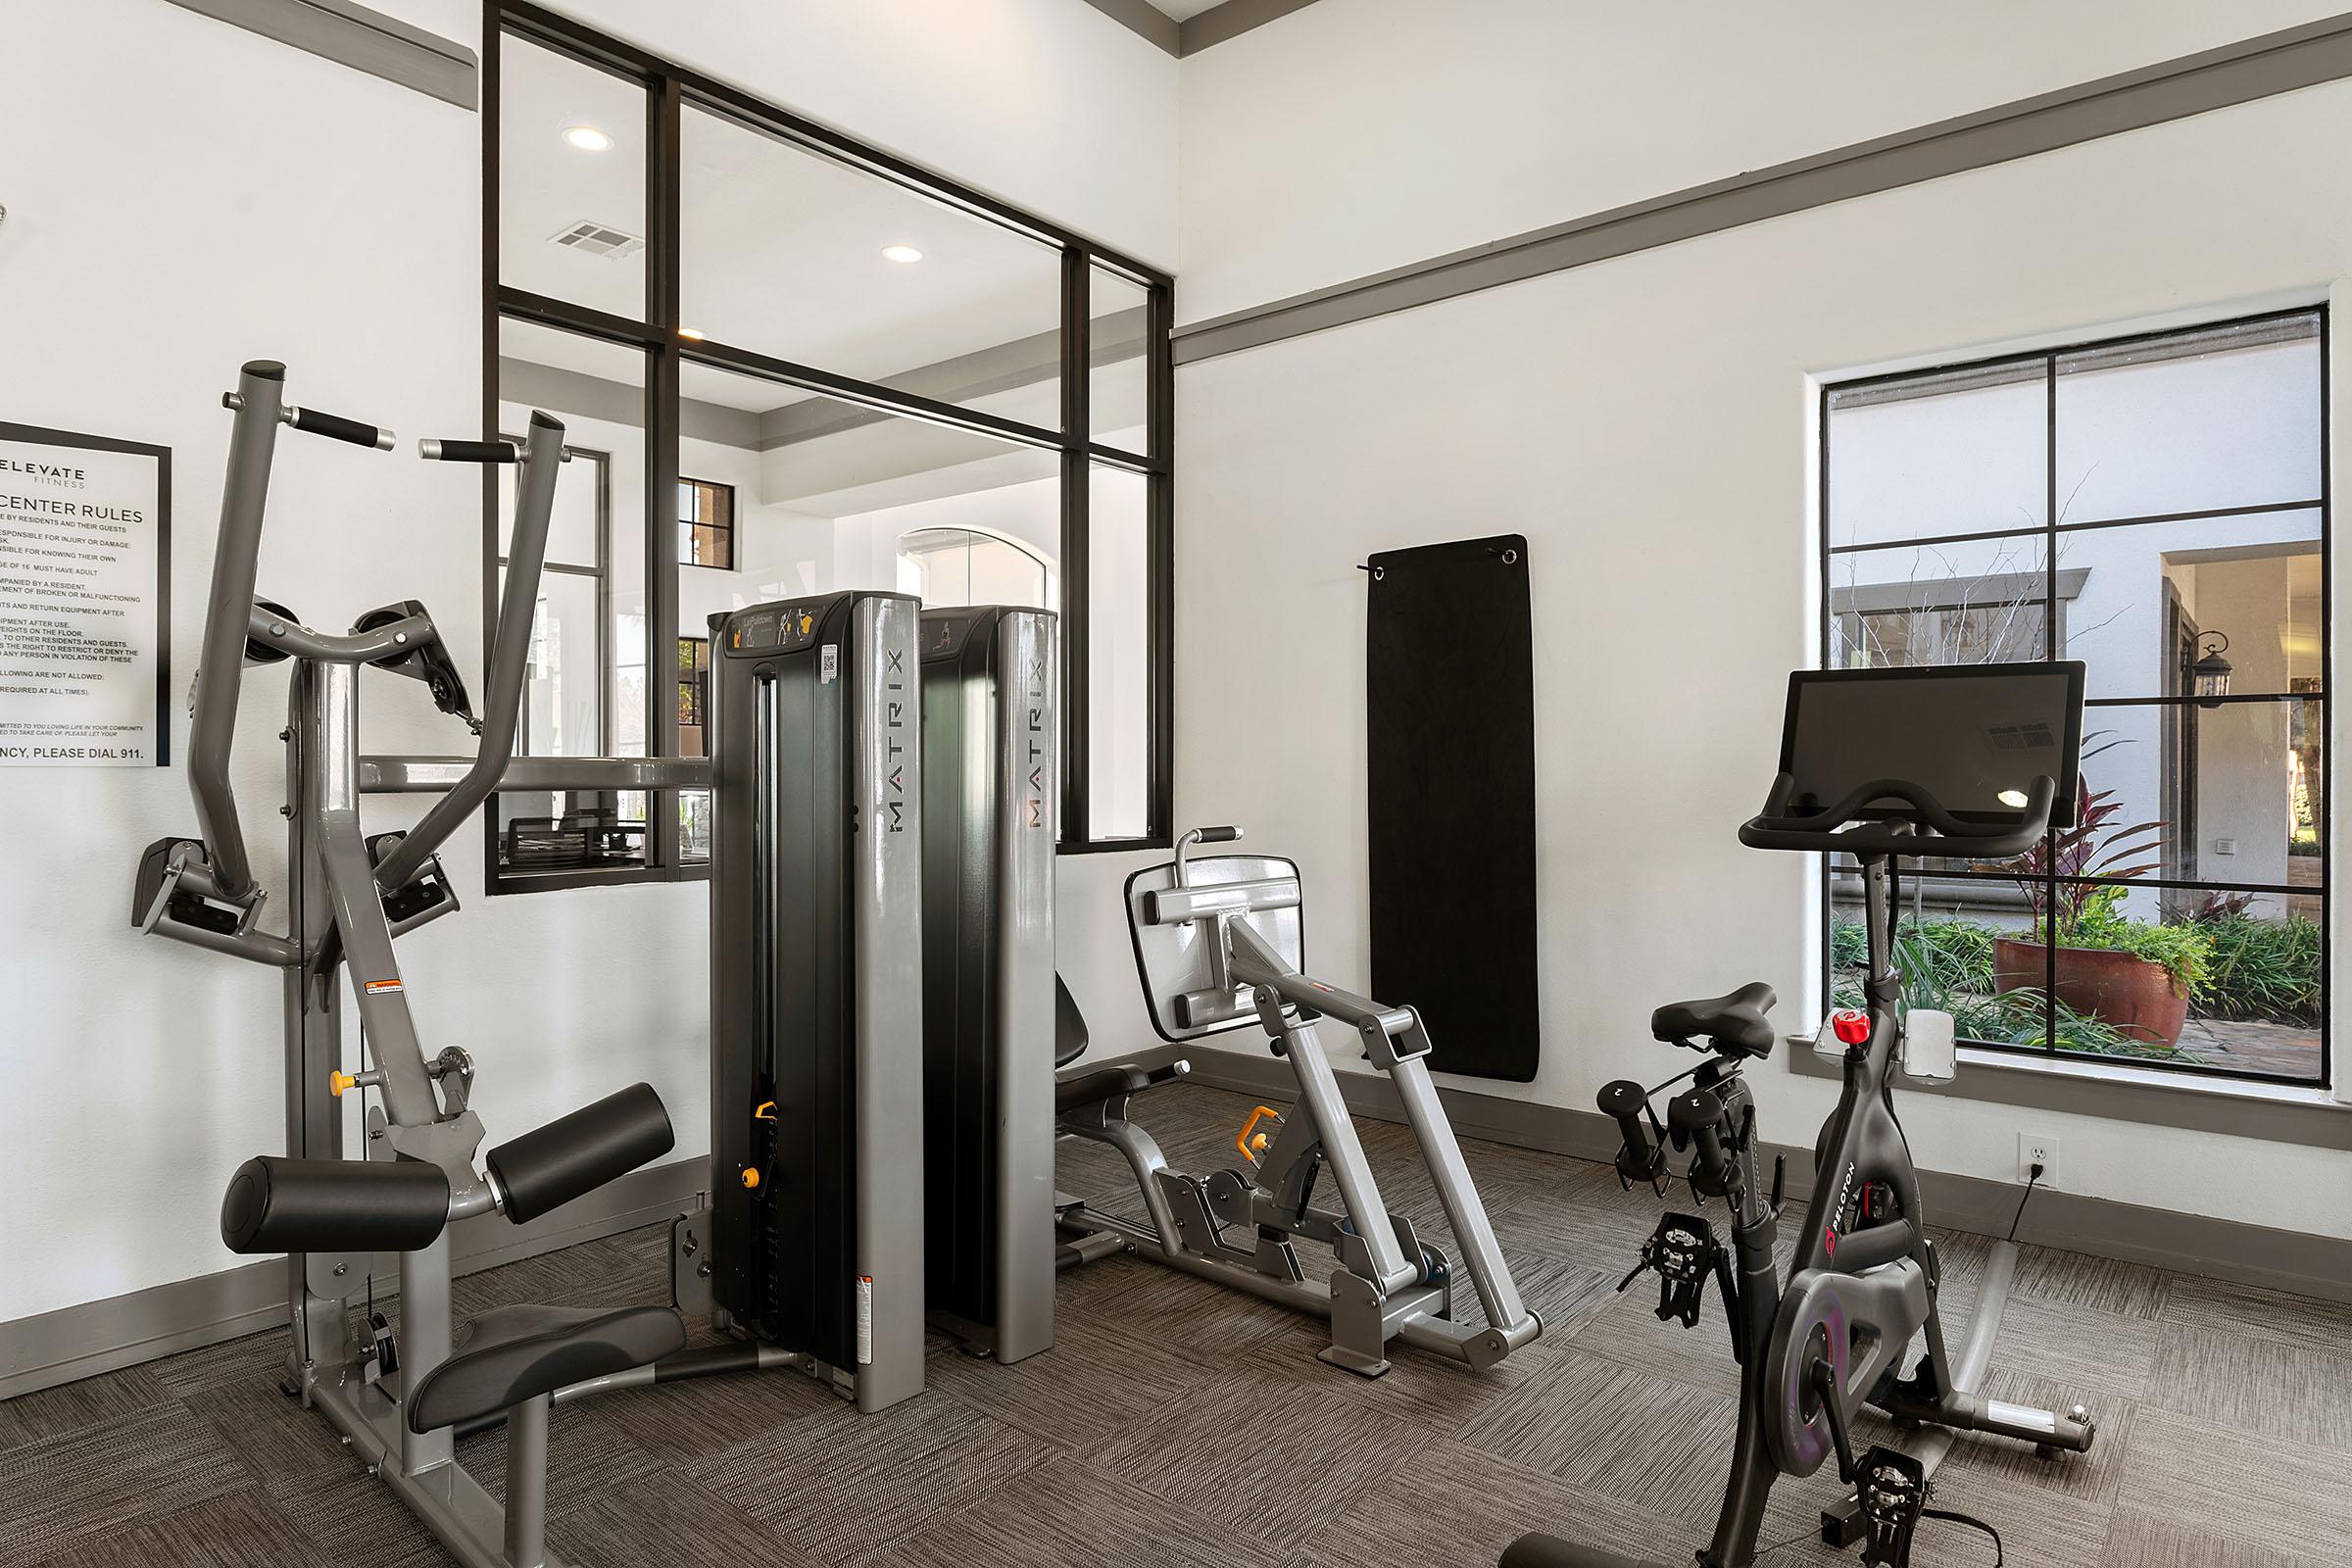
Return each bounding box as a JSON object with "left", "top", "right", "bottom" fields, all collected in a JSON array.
[
  {"left": 1828, "top": 537, "right": 2049, "bottom": 667},
  {"left": 898, "top": 527, "right": 1051, "bottom": 609},
  {"left": 1091, "top": 267, "right": 1151, "bottom": 452},
  {"left": 2057, "top": 317, "right": 2322, "bottom": 523},
  {"left": 498, "top": 33, "right": 648, "bottom": 319},
  {"left": 681, "top": 107, "right": 1061, "bottom": 426},
  {"left": 1090, "top": 466, "right": 1152, "bottom": 839},
  {"left": 1826, "top": 361, "right": 2046, "bottom": 550}
]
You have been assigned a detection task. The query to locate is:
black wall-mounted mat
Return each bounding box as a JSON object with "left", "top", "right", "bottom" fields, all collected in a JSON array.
[{"left": 1364, "top": 534, "right": 1539, "bottom": 1081}]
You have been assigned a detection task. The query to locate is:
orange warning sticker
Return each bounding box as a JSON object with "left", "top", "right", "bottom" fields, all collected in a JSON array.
[{"left": 364, "top": 979, "right": 404, "bottom": 995}]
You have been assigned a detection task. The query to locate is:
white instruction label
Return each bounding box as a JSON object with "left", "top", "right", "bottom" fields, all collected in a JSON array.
[
  {"left": 820, "top": 644, "right": 839, "bottom": 685},
  {"left": 856, "top": 1274, "right": 873, "bottom": 1364}
]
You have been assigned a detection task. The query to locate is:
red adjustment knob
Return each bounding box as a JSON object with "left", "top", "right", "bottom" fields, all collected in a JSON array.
[{"left": 1830, "top": 1009, "right": 1871, "bottom": 1046}]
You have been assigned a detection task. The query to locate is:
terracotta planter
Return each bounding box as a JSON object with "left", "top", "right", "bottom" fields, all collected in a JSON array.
[{"left": 1992, "top": 938, "right": 2190, "bottom": 1049}]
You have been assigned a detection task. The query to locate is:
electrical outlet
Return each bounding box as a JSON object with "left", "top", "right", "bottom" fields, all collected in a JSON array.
[{"left": 2019, "top": 1133, "right": 2059, "bottom": 1187}]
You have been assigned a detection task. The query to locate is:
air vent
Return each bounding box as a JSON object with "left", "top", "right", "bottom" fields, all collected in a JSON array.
[{"left": 548, "top": 220, "right": 645, "bottom": 260}]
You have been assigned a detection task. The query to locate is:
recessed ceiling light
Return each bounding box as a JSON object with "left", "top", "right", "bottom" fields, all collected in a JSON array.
[
  {"left": 563, "top": 124, "right": 614, "bottom": 152},
  {"left": 677, "top": 326, "right": 706, "bottom": 341},
  {"left": 1997, "top": 788, "right": 2029, "bottom": 808},
  {"left": 881, "top": 244, "right": 924, "bottom": 264}
]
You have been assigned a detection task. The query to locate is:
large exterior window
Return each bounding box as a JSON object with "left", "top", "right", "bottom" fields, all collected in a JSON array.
[
  {"left": 1821, "top": 308, "right": 2328, "bottom": 1088},
  {"left": 484, "top": 7, "right": 1173, "bottom": 890}
]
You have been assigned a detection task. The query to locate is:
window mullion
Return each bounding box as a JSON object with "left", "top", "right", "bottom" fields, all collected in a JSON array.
[{"left": 648, "top": 73, "right": 683, "bottom": 872}]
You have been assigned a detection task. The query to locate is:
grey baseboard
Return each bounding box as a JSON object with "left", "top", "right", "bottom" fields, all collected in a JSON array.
[
  {"left": 0, "top": 1156, "right": 706, "bottom": 1401},
  {"left": 1182, "top": 1050, "right": 2352, "bottom": 1306}
]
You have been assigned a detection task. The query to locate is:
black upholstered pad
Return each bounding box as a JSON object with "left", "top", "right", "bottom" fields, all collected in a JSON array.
[
  {"left": 405, "top": 1302, "right": 684, "bottom": 1433},
  {"left": 1054, "top": 1045, "right": 1193, "bottom": 1117},
  {"left": 1054, "top": 975, "right": 1089, "bottom": 1070},
  {"left": 1651, "top": 981, "right": 1778, "bottom": 1056}
]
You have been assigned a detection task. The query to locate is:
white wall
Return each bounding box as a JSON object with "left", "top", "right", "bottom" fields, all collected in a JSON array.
[
  {"left": 0, "top": 0, "right": 1175, "bottom": 1328},
  {"left": 1178, "top": 0, "right": 2350, "bottom": 323},
  {"left": 1171, "top": 72, "right": 2352, "bottom": 1238}
]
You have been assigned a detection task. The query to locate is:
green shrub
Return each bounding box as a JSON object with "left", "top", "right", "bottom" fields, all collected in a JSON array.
[
  {"left": 2036, "top": 886, "right": 2214, "bottom": 1001},
  {"left": 2198, "top": 914, "right": 2323, "bottom": 1025}
]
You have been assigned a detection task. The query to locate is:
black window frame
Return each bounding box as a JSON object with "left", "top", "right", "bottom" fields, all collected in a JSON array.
[
  {"left": 1819, "top": 304, "right": 2330, "bottom": 1090},
  {"left": 483, "top": 2, "right": 1175, "bottom": 896},
  {"left": 677, "top": 476, "right": 734, "bottom": 570}
]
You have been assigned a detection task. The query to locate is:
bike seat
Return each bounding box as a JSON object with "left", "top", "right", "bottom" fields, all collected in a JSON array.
[
  {"left": 1651, "top": 982, "right": 1777, "bottom": 1057},
  {"left": 404, "top": 1301, "right": 684, "bottom": 1433}
]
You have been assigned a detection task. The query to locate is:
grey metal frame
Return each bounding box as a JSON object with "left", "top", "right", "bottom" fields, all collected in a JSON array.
[
  {"left": 1058, "top": 831, "right": 1544, "bottom": 1376},
  {"left": 134, "top": 363, "right": 632, "bottom": 1568}
]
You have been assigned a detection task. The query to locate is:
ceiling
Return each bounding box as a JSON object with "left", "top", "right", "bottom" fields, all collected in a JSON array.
[{"left": 1145, "top": 0, "right": 1224, "bottom": 17}]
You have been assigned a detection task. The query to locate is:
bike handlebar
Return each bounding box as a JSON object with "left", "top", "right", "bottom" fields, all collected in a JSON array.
[{"left": 1738, "top": 772, "right": 2054, "bottom": 861}]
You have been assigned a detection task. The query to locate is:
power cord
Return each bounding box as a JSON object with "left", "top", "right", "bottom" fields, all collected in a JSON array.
[
  {"left": 1924, "top": 1506, "right": 2003, "bottom": 1564},
  {"left": 2006, "top": 1161, "right": 2044, "bottom": 1243}
]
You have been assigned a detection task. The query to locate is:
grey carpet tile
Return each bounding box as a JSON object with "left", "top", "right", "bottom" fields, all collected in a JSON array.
[
  {"left": 2143, "top": 1319, "right": 2352, "bottom": 1454},
  {"left": 181, "top": 1373, "right": 365, "bottom": 1492},
  {"left": 0, "top": 1403, "right": 251, "bottom": 1568},
  {"left": 2099, "top": 1503, "right": 2340, "bottom": 1568},
  {"left": 922, "top": 1311, "right": 1207, "bottom": 1454},
  {"left": 1088, "top": 1370, "right": 1426, "bottom": 1554},
  {"left": 688, "top": 1379, "right": 1061, "bottom": 1565},
  {"left": 2115, "top": 1406, "right": 2352, "bottom": 1562},
  {"left": 1977, "top": 1294, "right": 2163, "bottom": 1402},
  {"left": 144, "top": 1331, "right": 289, "bottom": 1400},
  {"left": 256, "top": 1467, "right": 460, "bottom": 1568},
  {"left": 1221, "top": 1311, "right": 1544, "bottom": 1435},
  {"left": 25, "top": 1485, "right": 333, "bottom": 1568},
  {"left": 1289, "top": 1435, "right": 1674, "bottom": 1568},
  {"left": 1456, "top": 1346, "right": 1739, "bottom": 1532},
  {"left": 583, "top": 1352, "right": 844, "bottom": 1464},
  {"left": 1051, "top": 1251, "right": 1301, "bottom": 1367},
  {"left": 1555, "top": 1273, "right": 1743, "bottom": 1397},
  {"left": 2014, "top": 1244, "right": 2173, "bottom": 1320},
  {"left": 886, "top": 1456, "right": 1292, "bottom": 1568},
  {"left": 2158, "top": 1269, "right": 2352, "bottom": 1351},
  {"left": 1938, "top": 1367, "right": 2135, "bottom": 1506},
  {"left": 0, "top": 1364, "right": 173, "bottom": 1453},
  {"left": 456, "top": 1403, "right": 667, "bottom": 1516},
  {"left": 560, "top": 1469, "right": 826, "bottom": 1568}
]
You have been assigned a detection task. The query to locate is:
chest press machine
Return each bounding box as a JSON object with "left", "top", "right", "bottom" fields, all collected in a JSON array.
[{"left": 1053, "top": 830, "right": 1545, "bottom": 1376}]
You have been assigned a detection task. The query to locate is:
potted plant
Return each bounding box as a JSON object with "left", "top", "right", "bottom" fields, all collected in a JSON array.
[{"left": 1992, "top": 785, "right": 2214, "bottom": 1049}]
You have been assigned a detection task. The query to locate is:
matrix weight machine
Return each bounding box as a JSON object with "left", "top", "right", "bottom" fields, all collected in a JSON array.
[
  {"left": 1505, "top": 662, "right": 2099, "bottom": 1568},
  {"left": 135, "top": 363, "right": 685, "bottom": 1568}
]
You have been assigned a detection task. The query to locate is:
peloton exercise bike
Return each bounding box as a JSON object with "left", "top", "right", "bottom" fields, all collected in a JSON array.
[
  {"left": 134, "top": 363, "right": 686, "bottom": 1568},
  {"left": 1055, "top": 827, "right": 1544, "bottom": 1376},
  {"left": 1505, "top": 662, "right": 2098, "bottom": 1568}
]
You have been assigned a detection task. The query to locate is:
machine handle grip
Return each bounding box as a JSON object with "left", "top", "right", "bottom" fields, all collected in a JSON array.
[
  {"left": 1191, "top": 825, "right": 1242, "bottom": 844},
  {"left": 284, "top": 405, "right": 394, "bottom": 451},
  {"left": 1597, "top": 1079, "right": 1663, "bottom": 1184},
  {"left": 418, "top": 437, "right": 521, "bottom": 463}
]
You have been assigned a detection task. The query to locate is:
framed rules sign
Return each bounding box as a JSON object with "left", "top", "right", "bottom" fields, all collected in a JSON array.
[{"left": 0, "top": 422, "right": 170, "bottom": 765}]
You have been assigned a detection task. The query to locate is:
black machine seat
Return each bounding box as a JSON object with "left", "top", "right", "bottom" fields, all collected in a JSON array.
[
  {"left": 1054, "top": 974, "right": 1089, "bottom": 1070},
  {"left": 1054, "top": 1043, "right": 1191, "bottom": 1117},
  {"left": 1652, "top": 982, "right": 1778, "bottom": 1057},
  {"left": 405, "top": 1302, "right": 684, "bottom": 1433}
]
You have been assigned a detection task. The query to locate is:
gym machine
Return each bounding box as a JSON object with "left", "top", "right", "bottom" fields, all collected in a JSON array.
[
  {"left": 669, "top": 588, "right": 929, "bottom": 1412},
  {"left": 916, "top": 606, "right": 1059, "bottom": 1363},
  {"left": 135, "top": 362, "right": 684, "bottom": 1568},
  {"left": 1502, "top": 662, "right": 2099, "bottom": 1568},
  {"left": 1054, "top": 829, "right": 1544, "bottom": 1376}
]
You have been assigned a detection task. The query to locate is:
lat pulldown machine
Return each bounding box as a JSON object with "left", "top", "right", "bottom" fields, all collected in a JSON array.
[{"left": 136, "top": 363, "right": 684, "bottom": 1568}]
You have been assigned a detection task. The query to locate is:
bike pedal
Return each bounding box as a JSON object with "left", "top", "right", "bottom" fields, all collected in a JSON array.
[
  {"left": 1856, "top": 1446, "right": 1929, "bottom": 1567},
  {"left": 1616, "top": 1211, "right": 1728, "bottom": 1329}
]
